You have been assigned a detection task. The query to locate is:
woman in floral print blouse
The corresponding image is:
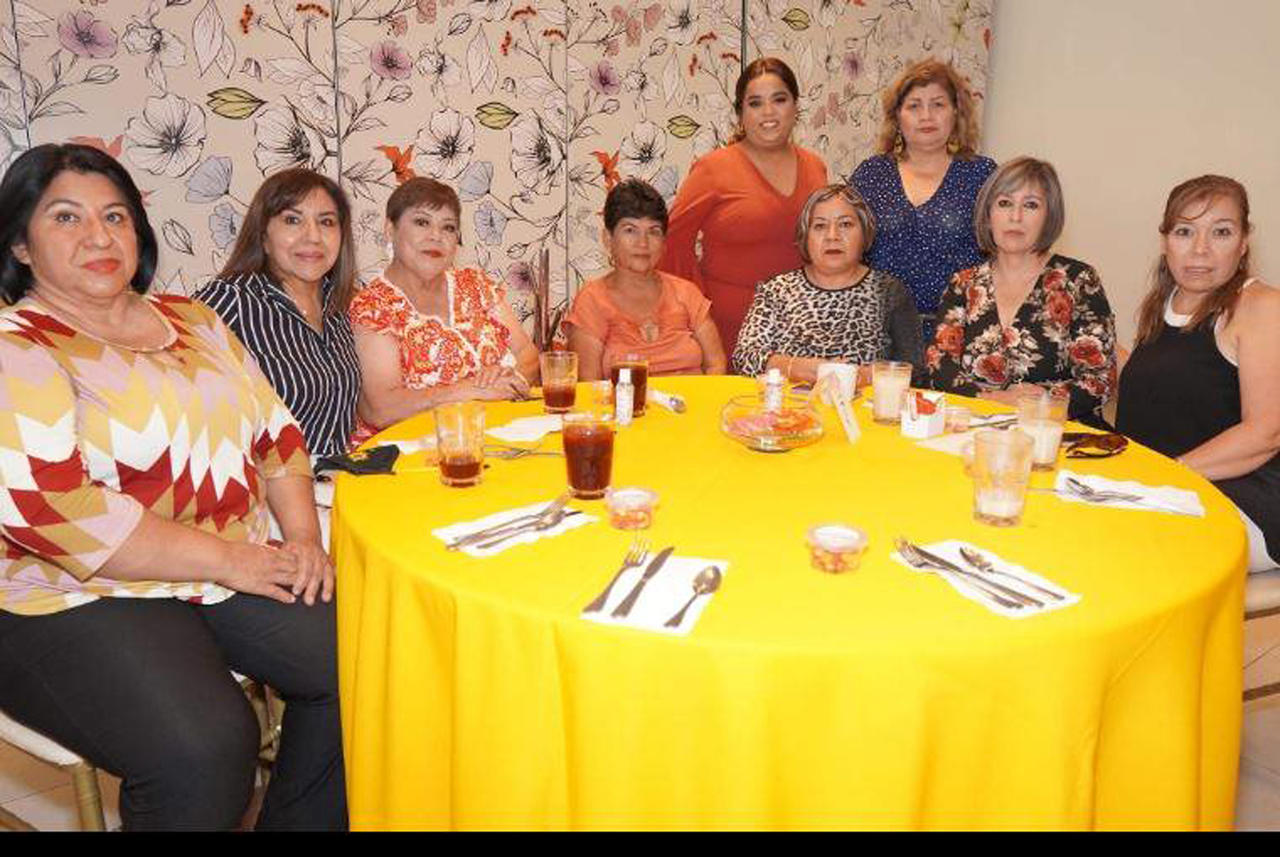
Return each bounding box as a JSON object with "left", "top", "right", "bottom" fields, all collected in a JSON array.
[
  {"left": 926, "top": 157, "right": 1116, "bottom": 425},
  {"left": 349, "top": 177, "right": 538, "bottom": 444}
]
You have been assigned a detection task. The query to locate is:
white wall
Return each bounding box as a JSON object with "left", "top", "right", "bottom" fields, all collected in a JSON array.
[{"left": 983, "top": 0, "right": 1279, "bottom": 346}]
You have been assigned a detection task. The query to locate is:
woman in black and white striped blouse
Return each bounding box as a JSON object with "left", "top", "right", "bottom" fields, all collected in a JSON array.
[{"left": 195, "top": 169, "right": 361, "bottom": 459}]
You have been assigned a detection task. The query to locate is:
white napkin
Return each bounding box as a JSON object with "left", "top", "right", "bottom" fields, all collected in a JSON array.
[
  {"left": 432, "top": 499, "right": 596, "bottom": 556},
  {"left": 486, "top": 415, "right": 563, "bottom": 443},
  {"left": 581, "top": 553, "right": 728, "bottom": 636},
  {"left": 1055, "top": 470, "right": 1205, "bottom": 516},
  {"left": 914, "top": 430, "right": 977, "bottom": 457},
  {"left": 385, "top": 437, "right": 436, "bottom": 455},
  {"left": 892, "top": 539, "right": 1080, "bottom": 619}
]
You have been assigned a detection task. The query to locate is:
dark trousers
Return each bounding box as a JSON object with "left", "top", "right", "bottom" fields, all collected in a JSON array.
[{"left": 0, "top": 594, "right": 347, "bottom": 831}]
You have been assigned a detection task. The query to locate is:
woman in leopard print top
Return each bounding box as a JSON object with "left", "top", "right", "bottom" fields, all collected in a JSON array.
[{"left": 732, "top": 184, "right": 922, "bottom": 385}]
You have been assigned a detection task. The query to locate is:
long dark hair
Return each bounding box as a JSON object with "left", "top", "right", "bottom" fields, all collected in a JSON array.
[
  {"left": 731, "top": 57, "right": 800, "bottom": 144},
  {"left": 0, "top": 144, "right": 157, "bottom": 304},
  {"left": 217, "top": 168, "right": 357, "bottom": 314},
  {"left": 1134, "top": 175, "right": 1252, "bottom": 345}
]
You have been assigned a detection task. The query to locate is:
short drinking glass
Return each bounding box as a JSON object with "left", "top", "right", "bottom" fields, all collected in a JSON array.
[
  {"left": 972, "top": 429, "right": 1034, "bottom": 526},
  {"left": 435, "top": 401, "right": 485, "bottom": 487},
  {"left": 871, "top": 360, "right": 912, "bottom": 424},
  {"left": 609, "top": 354, "right": 649, "bottom": 416},
  {"left": 1017, "top": 388, "right": 1070, "bottom": 471},
  {"left": 539, "top": 351, "right": 578, "bottom": 414},
  {"left": 562, "top": 410, "right": 615, "bottom": 499}
]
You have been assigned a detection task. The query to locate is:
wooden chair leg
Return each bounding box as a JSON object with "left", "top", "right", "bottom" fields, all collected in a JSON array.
[
  {"left": 0, "top": 803, "right": 37, "bottom": 831},
  {"left": 69, "top": 762, "right": 106, "bottom": 831}
]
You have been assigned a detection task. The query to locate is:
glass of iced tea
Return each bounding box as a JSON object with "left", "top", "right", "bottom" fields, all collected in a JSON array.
[
  {"left": 539, "top": 351, "right": 578, "bottom": 414},
  {"left": 562, "top": 410, "right": 615, "bottom": 499},
  {"left": 609, "top": 353, "right": 649, "bottom": 416},
  {"left": 435, "top": 401, "right": 485, "bottom": 487}
]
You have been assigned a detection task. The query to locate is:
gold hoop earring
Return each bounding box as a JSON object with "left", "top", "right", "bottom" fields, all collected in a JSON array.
[
  {"left": 946, "top": 136, "right": 960, "bottom": 155},
  {"left": 893, "top": 131, "right": 905, "bottom": 156}
]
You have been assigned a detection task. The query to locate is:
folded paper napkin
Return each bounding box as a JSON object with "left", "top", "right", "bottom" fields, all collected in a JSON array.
[
  {"left": 385, "top": 437, "right": 436, "bottom": 455},
  {"left": 581, "top": 554, "right": 729, "bottom": 636},
  {"left": 432, "top": 499, "right": 596, "bottom": 557},
  {"left": 914, "top": 430, "right": 976, "bottom": 457},
  {"left": 892, "top": 539, "right": 1080, "bottom": 619},
  {"left": 914, "top": 413, "right": 1019, "bottom": 457},
  {"left": 1055, "top": 470, "right": 1205, "bottom": 516},
  {"left": 486, "top": 415, "right": 563, "bottom": 443}
]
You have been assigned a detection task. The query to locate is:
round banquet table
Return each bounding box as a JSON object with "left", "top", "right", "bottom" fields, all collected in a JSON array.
[{"left": 332, "top": 376, "right": 1245, "bottom": 831}]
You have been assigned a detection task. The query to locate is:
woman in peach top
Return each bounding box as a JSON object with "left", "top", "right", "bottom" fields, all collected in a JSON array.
[
  {"left": 566, "top": 179, "right": 726, "bottom": 378},
  {"left": 660, "top": 57, "right": 828, "bottom": 354}
]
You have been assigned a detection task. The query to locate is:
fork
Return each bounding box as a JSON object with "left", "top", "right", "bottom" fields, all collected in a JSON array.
[
  {"left": 470, "top": 506, "right": 577, "bottom": 551},
  {"left": 484, "top": 443, "right": 562, "bottom": 460},
  {"left": 583, "top": 537, "right": 649, "bottom": 614},
  {"left": 446, "top": 492, "right": 570, "bottom": 550},
  {"left": 1059, "top": 477, "right": 1197, "bottom": 515},
  {"left": 1063, "top": 477, "right": 1144, "bottom": 504},
  {"left": 894, "top": 539, "right": 1033, "bottom": 610}
]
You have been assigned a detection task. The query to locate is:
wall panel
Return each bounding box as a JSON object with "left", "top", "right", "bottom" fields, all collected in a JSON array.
[
  {"left": 0, "top": 0, "right": 992, "bottom": 326},
  {"left": 563, "top": 0, "right": 744, "bottom": 292}
]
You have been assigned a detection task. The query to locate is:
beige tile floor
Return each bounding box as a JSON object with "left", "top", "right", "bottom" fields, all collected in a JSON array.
[{"left": 4, "top": 616, "right": 1280, "bottom": 831}]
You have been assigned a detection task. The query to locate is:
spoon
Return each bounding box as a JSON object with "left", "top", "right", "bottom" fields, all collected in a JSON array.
[
  {"left": 958, "top": 546, "right": 1064, "bottom": 601},
  {"left": 664, "top": 565, "right": 722, "bottom": 628}
]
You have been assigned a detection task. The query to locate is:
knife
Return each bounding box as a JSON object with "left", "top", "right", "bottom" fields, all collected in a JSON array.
[
  {"left": 611, "top": 546, "right": 675, "bottom": 619},
  {"left": 908, "top": 543, "right": 1042, "bottom": 607}
]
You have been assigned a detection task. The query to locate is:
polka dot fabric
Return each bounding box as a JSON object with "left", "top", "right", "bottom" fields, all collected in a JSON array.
[{"left": 850, "top": 153, "right": 996, "bottom": 318}]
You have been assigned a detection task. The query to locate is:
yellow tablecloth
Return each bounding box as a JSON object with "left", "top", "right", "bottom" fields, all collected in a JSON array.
[{"left": 333, "top": 376, "right": 1245, "bottom": 830}]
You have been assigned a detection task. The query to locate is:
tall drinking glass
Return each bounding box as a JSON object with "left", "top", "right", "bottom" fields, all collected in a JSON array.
[
  {"left": 871, "top": 360, "right": 911, "bottom": 424},
  {"left": 435, "top": 401, "right": 485, "bottom": 487},
  {"left": 972, "top": 429, "right": 1034, "bottom": 526},
  {"left": 609, "top": 354, "right": 649, "bottom": 416},
  {"left": 539, "top": 351, "right": 578, "bottom": 414},
  {"left": 562, "top": 411, "right": 615, "bottom": 499},
  {"left": 1017, "top": 388, "right": 1070, "bottom": 471}
]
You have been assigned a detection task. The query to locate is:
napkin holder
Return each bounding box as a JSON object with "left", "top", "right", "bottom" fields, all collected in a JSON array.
[{"left": 900, "top": 392, "right": 945, "bottom": 439}]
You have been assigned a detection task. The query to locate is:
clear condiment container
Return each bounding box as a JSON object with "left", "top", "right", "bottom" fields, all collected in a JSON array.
[
  {"left": 945, "top": 406, "right": 973, "bottom": 433},
  {"left": 604, "top": 486, "right": 658, "bottom": 530},
  {"left": 806, "top": 523, "right": 868, "bottom": 574}
]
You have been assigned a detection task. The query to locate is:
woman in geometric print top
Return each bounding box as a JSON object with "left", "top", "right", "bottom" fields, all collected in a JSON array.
[
  {"left": 194, "top": 168, "right": 361, "bottom": 459},
  {"left": 348, "top": 177, "right": 539, "bottom": 444},
  {"left": 0, "top": 145, "right": 345, "bottom": 830},
  {"left": 926, "top": 157, "right": 1117, "bottom": 426}
]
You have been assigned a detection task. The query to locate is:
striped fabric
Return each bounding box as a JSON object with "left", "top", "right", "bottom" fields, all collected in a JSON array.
[
  {"left": 194, "top": 273, "right": 360, "bottom": 457},
  {"left": 0, "top": 295, "right": 312, "bottom": 615}
]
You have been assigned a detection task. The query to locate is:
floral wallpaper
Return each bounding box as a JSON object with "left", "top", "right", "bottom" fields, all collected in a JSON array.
[{"left": 0, "top": 0, "right": 991, "bottom": 325}]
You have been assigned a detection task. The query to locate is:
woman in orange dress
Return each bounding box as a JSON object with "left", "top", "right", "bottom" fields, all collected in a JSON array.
[
  {"left": 565, "top": 179, "right": 726, "bottom": 378},
  {"left": 660, "top": 57, "right": 829, "bottom": 355}
]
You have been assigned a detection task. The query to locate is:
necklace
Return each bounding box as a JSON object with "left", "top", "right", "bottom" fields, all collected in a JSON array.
[{"left": 611, "top": 272, "right": 662, "bottom": 342}]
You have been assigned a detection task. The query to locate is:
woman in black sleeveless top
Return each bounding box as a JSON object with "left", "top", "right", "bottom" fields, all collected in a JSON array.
[{"left": 1116, "top": 175, "right": 1280, "bottom": 572}]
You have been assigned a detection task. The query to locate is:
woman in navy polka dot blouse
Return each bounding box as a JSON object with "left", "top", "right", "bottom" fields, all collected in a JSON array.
[{"left": 850, "top": 59, "right": 995, "bottom": 340}]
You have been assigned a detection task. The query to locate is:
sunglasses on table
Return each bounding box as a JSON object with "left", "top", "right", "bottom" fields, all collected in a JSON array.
[{"left": 1061, "top": 432, "right": 1129, "bottom": 459}]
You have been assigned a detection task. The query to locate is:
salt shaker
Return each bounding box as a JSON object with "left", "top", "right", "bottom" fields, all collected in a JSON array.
[
  {"left": 763, "top": 367, "right": 784, "bottom": 412},
  {"left": 615, "top": 367, "right": 634, "bottom": 426}
]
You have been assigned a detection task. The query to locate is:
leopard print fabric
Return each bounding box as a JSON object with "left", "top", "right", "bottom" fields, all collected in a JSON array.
[{"left": 732, "top": 267, "right": 922, "bottom": 377}]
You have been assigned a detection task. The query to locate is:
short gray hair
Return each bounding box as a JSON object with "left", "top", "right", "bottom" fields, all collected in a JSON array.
[
  {"left": 973, "top": 156, "right": 1065, "bottom": 256},
  {"left": 795, "top": 184, "right": 877, "bottom": 263}
]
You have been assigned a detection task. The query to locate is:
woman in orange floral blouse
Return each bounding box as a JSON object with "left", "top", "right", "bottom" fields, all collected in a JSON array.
[
  {"left": 926, "top": 157, "right": 1116, "bottom": 425},
  {"left": 349, "top": 178, "right": 538, "bottom": 442}
]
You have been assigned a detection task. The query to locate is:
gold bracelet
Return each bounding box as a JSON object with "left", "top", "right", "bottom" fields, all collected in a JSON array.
[{"left": 784, "top": 356, "right": 795, "bottom": 381}]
